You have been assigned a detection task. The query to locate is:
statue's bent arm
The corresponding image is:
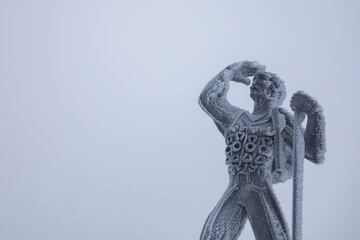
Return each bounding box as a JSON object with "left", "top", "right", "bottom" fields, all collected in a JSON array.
[
  {"left": 198, "top": 72, "right": 242, "bottom": 135},
  {"left": 280, "top": 107, "right": 326, "bottom": 164}
]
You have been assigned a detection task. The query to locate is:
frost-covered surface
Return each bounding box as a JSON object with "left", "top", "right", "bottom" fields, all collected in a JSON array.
[{"left": 198, "top": 61, "right": 326, "bottom": 240}]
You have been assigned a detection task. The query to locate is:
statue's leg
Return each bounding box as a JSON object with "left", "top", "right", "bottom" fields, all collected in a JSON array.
[
  {"left": 245, "top": 183, "right": 290, "bottom": 240},
  {"left": 200, "top": 186, "right": 247, "bottom": 240}
]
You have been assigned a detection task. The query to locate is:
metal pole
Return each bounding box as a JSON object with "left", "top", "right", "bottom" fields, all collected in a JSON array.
[{"left": 292, "top": 111, "right": 305, "bottom": 240}]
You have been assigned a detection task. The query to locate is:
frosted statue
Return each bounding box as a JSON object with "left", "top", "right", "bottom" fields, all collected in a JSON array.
[{"left": 198, "top": 61, "right": 326, "bottom": 240}]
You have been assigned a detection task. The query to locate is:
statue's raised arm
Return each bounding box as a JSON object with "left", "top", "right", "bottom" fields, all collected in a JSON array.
[
  {"left": 198, "top": 61, "right": 266, "bottom": 135},
  {"left": 290, "top": 91, "right": 326, "bottom": 163}
]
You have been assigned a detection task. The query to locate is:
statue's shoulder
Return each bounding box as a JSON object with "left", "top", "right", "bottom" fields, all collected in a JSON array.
[
  {"left": 277, "top": 108, "right": 295, "bottom": 141},
  {"left": 217, "top": 109, "right": 248, "bottom": 136},
  {"left": 278, "top": 107, "right": 294, "bottom": 129},
  {"left": 231, "top": 109, "right": 251, "bottom": 127}
]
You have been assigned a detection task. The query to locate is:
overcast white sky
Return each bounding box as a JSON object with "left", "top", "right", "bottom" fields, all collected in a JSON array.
[{"left": 0, "top": 0, "right": 359, "bottom": 239}]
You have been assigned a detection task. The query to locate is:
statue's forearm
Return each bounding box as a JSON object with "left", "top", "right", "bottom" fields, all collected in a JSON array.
[
  {"left": 304, "top": 111, "right": 326, "bottom": 163},
  {"left": 199, "top": 71, "right": 239, "bottom": 127}
]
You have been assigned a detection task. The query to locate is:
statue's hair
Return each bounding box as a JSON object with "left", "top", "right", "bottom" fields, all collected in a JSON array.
[{"left": 254, "top": 71, "right": 287, "bottom": 105}]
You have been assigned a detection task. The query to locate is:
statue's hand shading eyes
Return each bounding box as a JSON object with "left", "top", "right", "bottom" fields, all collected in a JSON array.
[{"left": 223, "top": 61, "right": 266, "bottom": 85}]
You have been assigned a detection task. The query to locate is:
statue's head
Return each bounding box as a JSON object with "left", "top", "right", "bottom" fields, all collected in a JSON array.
[{"left": 250, "top": 72, "right": 286, "bottom": 107}]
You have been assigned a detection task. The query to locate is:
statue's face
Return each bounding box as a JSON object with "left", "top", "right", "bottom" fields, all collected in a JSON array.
[{"left": 250, "top": 76, "right": 279, "bottom": 104}]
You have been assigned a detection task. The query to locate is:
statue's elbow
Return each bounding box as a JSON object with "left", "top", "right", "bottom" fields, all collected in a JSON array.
[
  {"left": 199, "top": 99, "right": 212, "bottom": 118},
  {"left": 304, "top": 112, "right": 326, "bottom": 164},
  {"left": 198, "top": 93, "right": 205, "bottom": 108},
  {"left": 304, "top": 128, "right": 326, "bottom": 164},
  {"left": 198, "top": 92, "right": 211, "bottom": 112}
]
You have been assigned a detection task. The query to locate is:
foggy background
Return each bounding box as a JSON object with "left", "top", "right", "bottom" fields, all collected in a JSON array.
[{"left": 0, "top": 0, "right": 359, "bottom": 239}]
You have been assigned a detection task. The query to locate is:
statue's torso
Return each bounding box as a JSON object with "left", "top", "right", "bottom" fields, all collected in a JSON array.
[{"left": 224, "top": 112, "right": 275, "bottom": 183}]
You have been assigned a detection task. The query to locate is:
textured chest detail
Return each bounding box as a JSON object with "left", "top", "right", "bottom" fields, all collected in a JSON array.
[{"left": 225, "top": 125, "right": 275, "bottom": 174}]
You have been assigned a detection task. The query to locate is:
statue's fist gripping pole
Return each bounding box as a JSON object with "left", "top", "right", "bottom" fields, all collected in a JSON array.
[{"left": 289, "top": 91, "right": 326, "bottom": 240}]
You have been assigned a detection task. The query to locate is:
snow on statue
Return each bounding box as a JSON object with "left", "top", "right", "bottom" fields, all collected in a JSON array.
[{"left": 198, "top": 61, "right": 326, "bottom": 240}]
